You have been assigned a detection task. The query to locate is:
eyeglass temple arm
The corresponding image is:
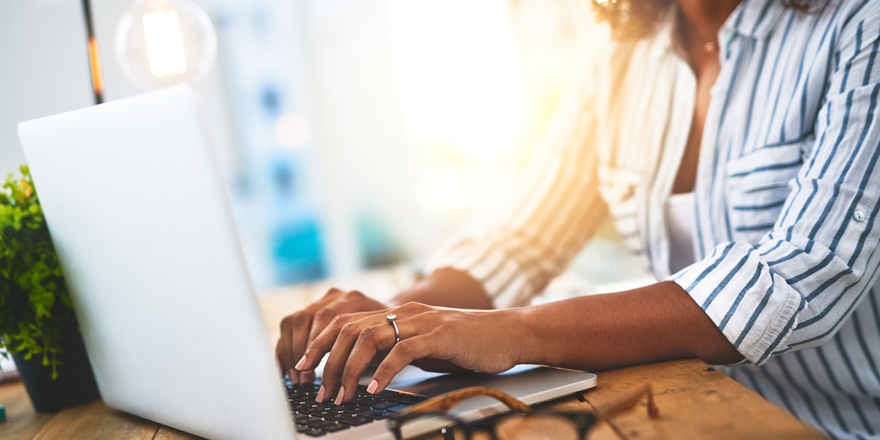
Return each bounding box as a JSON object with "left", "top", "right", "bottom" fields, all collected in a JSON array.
[
  {"left": 596, "top": 384, "right": 660, "bottom": 421},
  {"left": 404, "top": 386, "right": 533, "bottom": 415}
]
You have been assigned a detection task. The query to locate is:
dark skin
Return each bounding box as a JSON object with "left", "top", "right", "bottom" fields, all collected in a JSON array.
[
  {"left": 673, "top": 0, "right": 739, "bottom": 194},
  {"left": 277, "top": 0, "right": 745, "bottom": 405}
]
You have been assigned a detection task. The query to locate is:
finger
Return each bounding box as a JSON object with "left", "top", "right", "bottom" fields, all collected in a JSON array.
[
  {"left": 298, "top": 369, "right": 316, "bottom": 385},
  {"left": 318, "top": 315, "right": 389, "bottom": 402},
  {"left": 298, "top": 309, "right": 383, "bottom": 372},
  {"left": 336, "top": 323, "right": 400, "bottom": 404},
  {"left": 306, "top": 299, "right": 352, "bottom": 353},
  {"left": 276, "top": 313, "right": 301, "bottom": 374},
  {"left": 287, "top": 290, "right": 346, "bottom": 378},
  {"left": 308, "top": 289, "right": 349, "bottom": 338},
  {"left": 285, "top": 310, "right": 314, "bottom": 379},
  {"left": 370, "top": 334, "right": 441, "bottom": 394},
  {"left": 305, "top": 291, "right": 387, "bottom": 353}
]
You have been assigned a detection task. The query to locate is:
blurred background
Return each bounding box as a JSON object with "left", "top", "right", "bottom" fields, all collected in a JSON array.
[{"left": 0, "top": 0, "right": 651, "bottom": 297}]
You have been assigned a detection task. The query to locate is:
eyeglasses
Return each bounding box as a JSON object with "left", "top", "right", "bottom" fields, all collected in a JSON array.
[{"left": 387, "top": 384, "right": 658, "bottom": 440}]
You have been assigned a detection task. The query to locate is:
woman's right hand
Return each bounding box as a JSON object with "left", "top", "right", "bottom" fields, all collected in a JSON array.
[{"left": 275, "top": 288, "right": 388, "bottom": 384}]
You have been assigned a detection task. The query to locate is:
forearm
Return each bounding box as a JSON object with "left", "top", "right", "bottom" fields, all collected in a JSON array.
[
  {"left": 515, "top": 281, "right": 743, "bottom": 370},
  {"left": 389, "top": 268, "right": 494, "bottom": 310}
]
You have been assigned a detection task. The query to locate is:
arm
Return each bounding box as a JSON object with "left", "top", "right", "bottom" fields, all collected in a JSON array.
[
  {"left": 387, "top": 274, "right": 744, "bottom": 370},
  {"left": 517, "top": 281, "right": 743, "bottom": 370},
  {"left": 299, "top": 281, "right": 742, "bottom": 404}
]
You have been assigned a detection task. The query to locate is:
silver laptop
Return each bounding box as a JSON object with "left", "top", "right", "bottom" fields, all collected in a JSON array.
[{"left": 17, "top": 85, "right": 596, "bottom": 440}]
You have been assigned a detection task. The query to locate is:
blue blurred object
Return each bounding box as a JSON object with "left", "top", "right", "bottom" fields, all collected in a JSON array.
[
  {"left": 272, "top": 218, "right": 326, "bottom": 283},
  {"left": 214, "top": 0, "right": 327, "bottom": 287},
  {"left": 356, "top": 210, "right": 405, "bottom": 269}
]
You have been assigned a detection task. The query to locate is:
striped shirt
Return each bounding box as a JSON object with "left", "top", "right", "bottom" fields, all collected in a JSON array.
[{"left": 425, "top": 0, "right": 880, "bottom": 438}]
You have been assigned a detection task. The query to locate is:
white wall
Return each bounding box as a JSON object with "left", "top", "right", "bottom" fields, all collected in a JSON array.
[{"left": 0, "top": 0, "right": 95, "bottom": 177}]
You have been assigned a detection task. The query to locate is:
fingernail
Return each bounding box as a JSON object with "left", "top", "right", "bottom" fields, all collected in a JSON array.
[
  {"left": 334, "top": 386, "right": 345, "bottom": 405},
  {"left": 367, "top": 380, "right": 379, "bottom": 394},
  {"left": 294, "top": 356, "right": 307, "bottom": 371},
  {"left": 316, "top": 385, "right": 325, "bottom": 402}
]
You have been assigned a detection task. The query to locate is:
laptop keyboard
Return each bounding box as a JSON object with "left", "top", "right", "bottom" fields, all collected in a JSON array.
[{"left": 285, "top": 380, "right": 428, "bottom": 437}]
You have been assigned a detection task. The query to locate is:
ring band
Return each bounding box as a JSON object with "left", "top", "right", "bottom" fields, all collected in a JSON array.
[{"left": 386, "top": 314, "right": 400, "bottom": 345}]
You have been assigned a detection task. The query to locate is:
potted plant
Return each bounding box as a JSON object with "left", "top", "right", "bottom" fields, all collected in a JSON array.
[{"left": 0, "top": 165, "right": 100, "bottom": 412}]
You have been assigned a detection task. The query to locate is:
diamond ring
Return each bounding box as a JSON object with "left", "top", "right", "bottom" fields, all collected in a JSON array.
[{"left": 386, "top": 314, "right": 400, "bottom": 345}]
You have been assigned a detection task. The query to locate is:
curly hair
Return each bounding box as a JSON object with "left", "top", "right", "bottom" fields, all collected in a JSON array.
[{"left": 592, "top": 0, "right": 825, "bottom": 41}]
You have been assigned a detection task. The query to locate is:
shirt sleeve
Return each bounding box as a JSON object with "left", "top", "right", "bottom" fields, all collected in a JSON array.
[
  {"left": 425, "top": 55, "right": 609, "bottom": 309},
  {"left": 670, "top": 3, "right": 880, "bottom": 366}
]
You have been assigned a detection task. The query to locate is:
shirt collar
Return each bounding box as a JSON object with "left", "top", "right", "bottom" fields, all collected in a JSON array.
[{"left": 722, "top": 0, "right": 787, "bottom": 40}]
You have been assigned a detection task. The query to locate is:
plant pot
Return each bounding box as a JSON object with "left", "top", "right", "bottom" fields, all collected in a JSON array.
[{"left": 12, "top": 328, "right": 101, "bottom": 412}]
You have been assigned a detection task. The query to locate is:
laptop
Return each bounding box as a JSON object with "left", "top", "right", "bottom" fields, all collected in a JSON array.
[{"left": 17, "top": 85, "right": 596, "bottom": 440}]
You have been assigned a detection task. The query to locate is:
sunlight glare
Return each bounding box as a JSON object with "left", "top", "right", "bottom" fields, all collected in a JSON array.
[{"left": 386, "top": 0, "right": 524, "bottom": 161}]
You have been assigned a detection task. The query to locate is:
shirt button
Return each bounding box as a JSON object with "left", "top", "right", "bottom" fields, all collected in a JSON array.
[
  {"left": 723, "top": 29, "right": 735, "bottom": 43},
  {"left": 854, "top": 210, "right": 866, "bottom": 222}
]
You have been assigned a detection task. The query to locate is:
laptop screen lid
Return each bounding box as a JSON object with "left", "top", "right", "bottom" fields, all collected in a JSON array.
[{"left": 18, "top": 85, "right": 297, "bottom": 440}]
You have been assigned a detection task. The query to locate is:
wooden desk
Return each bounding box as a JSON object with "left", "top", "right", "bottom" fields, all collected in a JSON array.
[{"left": 0, "top": 268, "right": 823, "bottom": 440}]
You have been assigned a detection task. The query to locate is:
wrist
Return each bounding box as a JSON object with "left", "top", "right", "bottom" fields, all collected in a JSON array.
[{"left": 496, "top": 306, "right": 542, "bottom": 366}]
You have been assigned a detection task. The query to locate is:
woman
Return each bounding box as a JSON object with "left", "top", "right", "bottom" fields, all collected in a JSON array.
[{"left": 277, "top": 0, "right": 880, "bottom": 438}]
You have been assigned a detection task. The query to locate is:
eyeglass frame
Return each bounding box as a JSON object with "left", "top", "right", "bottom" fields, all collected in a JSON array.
[{"left": 386, "top": 384, "right": 658, "bottom": 440}]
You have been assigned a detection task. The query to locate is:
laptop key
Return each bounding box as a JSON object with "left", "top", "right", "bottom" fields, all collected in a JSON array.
[
  {"left": 299, "top": 419, "right": 314, "bottom": 428},
  {"left": 320, "top": 421, "right": 350, "bottom": 432},
  {"left": 377, "top": 390, "right": 405, "bottom": 400},
  {"left": 338, "top": 402, "right": 366, "bottom": 412},
  {"left": 298, "top": 405, "right": 322, "bottom": 415},
  {"left": 360, "top": 409, "right": 393, "bottom": 420},
  {"left": 371, "top": 401, "right": 401, "bottom": 411},
  {"left": 310, "top": 418, "right": 331, "bottom": 428},
  {"left": 302, "top": 428, "right": 326, "bottom": 437},
  {"left": 315, "top": 409, "right": 349, "bottom": 420},
  {"left": 352, "top": 396, "right": 382, "bottom": 406},
  {"left": 328, "top": 411, "right": 353, "bottom": 421},
  {"left": 337, "top": 415, "right": 372, "bottom": 426}
]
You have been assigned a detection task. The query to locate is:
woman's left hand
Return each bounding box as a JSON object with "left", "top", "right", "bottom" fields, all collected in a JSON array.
[{"left": 293, "top": 302, "right": 527, "bottom": 404}]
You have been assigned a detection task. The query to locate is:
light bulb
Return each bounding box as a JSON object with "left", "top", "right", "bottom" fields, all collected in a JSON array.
[{"left": 115, "top": 0, "right": 217, "bottom": 90}]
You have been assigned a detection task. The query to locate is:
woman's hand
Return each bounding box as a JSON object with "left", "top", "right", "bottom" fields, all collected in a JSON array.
[
  {"left": 294, "top": 302, "right": 526, "bottom": 405},
  {"left": 275, "top": 288, "right": 388, "bottom": 384}
]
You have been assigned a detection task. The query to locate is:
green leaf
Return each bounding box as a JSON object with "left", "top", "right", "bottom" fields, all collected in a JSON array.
[{"left": 0, "top": 165, "right": 75, "bottom": 377}]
